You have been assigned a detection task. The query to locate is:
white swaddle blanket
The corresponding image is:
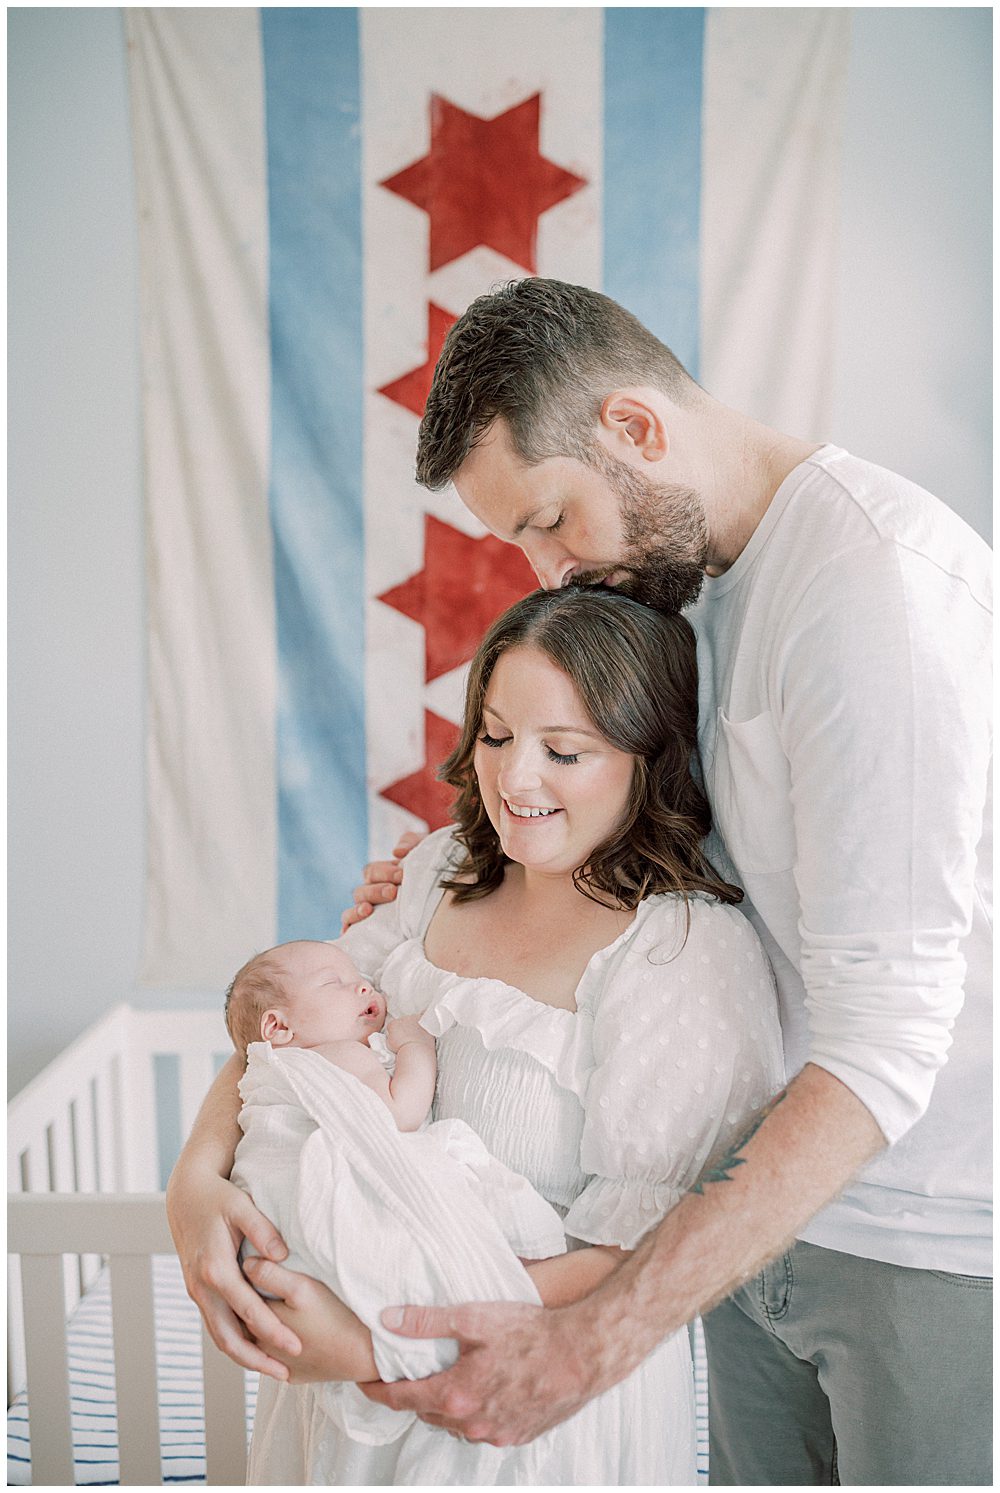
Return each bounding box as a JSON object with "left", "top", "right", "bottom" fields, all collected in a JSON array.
[{"left": 231, "top": 1040, "right": 566, "bottom": 1446}]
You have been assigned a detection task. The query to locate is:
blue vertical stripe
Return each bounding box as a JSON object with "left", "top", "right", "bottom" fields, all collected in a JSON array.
[
  {"left": 262, "top": 9, "right": 366, "bottom": 939},
  {"left": 603, "top": 8, "right": 705, "bottom": 378}
]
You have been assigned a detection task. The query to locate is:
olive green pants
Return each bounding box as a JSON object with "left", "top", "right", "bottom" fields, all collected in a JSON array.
[{"left": 703, "top": 1240, "right": 992, "bottom": 1485}]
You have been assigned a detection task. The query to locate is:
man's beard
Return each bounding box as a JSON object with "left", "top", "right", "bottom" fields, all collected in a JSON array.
[{"left": 567, "top": 443, "right": 709, "bottom": 613}]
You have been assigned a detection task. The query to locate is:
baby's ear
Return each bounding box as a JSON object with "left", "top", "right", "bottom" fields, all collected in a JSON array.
[{"left": 260, "top": 1008, "right": 294, "bottom": 1046}]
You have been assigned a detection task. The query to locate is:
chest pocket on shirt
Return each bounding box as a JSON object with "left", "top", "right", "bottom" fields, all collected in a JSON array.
[{"left": 712, "top": 708, "right": 796, "bottom": 877}]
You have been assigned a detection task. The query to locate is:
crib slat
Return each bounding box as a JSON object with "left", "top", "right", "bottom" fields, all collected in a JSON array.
[
  {"left": 48, "top": 1107, "right": 76, "bottom": 1190},
  {"left": 203, "top": 1331, "right": 249, "bottom": 1484},
  {"left": 7, "top": 1257, "right": 26, "bottom": 1411},
  {"left": 93, "top": 1064, "right": 119, "bottom": 1190},
  {"left": 110, "top": 1254, "right": 162, "bottom": 1485},
  {"left": 49, "top": 1109, "right": 83, "bottom": 1314},
  {"left": 21, "top": 1138, "right": 46, "bottom": 1193},
  {"left": 72, "top": 1085, "right": 98, "bottom": 1190},
  {"left": 119, "top": 1037, "right": 160, "bottom": 1190},
  {"left": 71, "top": 1086, "right": 104, "bottom": 1292},
  {"left": 21, "top": 1253, "right": 74, "bottom": 1485}
]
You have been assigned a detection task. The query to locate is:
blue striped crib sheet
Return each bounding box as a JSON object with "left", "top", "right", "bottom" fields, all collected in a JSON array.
[
  {"left": 8, "top": 1255, "right": 709, "bottom": 1484},
  {"left": 7, "top": 1256, "right": 257, "bottom": 1486}
]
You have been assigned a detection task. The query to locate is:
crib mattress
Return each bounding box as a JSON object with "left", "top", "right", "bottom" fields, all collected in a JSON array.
[
  {"left": 7, "top": 1256, "right": 708, "bottom": 1485},
  {"left": 6, "top": 1255, "right": 256, "bottom": 1486}
]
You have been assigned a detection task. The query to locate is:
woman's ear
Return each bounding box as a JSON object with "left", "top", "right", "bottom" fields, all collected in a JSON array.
[
  {"left": 599, "top": 390, "right": 669, "bottom": 461},
  {"left": 260, "top": 1008, "right": 294, "bottom": 1045}
]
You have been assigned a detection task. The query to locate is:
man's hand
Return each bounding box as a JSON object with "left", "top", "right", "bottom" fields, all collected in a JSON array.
[
  {"left": 242, "top": 1257, "right": 379, "bottom": 1384},
  {"left": 341, "top": 831, "right": 424, "bottom": 932},
  {"left": 166, "top": 1170, "right": 299, "bottom": 1379},
  {"left": 360, "top": 1301, "right": 596, "bottom": 1446}
]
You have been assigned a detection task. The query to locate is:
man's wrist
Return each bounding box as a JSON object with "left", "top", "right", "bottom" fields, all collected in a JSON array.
[
  {"left": 559, "top": 1242, "right": 678, "bottom": 1394},
  {"left": 545, "top": 1298, "right": 611, "bottom": 1399}
]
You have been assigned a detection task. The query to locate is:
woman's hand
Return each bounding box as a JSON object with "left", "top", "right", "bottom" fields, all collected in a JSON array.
[
  {"left": 166, "top": 1167, "right": 300, "bottom": 1379},
  {"left": 242, "top": 1257, "right": 379, "bottom": 1384}
]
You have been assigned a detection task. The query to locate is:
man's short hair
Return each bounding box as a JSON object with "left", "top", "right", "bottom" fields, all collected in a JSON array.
[
  {"left": 416, "top": 277, "right": 699, "bottom": 491},
  {"left": 224, "top": 953, "right": 287, "bottom": 1058}
]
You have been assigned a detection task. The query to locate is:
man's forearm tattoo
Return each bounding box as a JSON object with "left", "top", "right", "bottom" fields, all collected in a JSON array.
[{"left": 690, "top": 1090, "right": 787, "bottom": 1195}]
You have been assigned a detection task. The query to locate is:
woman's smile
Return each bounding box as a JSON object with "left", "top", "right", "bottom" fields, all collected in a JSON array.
[{"left": 501, "top": 796, "right": 563, "bottom": 820}]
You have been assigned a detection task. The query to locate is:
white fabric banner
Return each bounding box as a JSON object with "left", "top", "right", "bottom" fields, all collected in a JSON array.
[{"left": 127, "top": 8, "right": 849, "bottom": 987}]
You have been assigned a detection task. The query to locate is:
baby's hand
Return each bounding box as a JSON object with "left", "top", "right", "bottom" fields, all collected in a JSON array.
[{"left": 386, "top": 1015, "right": 435, "bottom": 1053}]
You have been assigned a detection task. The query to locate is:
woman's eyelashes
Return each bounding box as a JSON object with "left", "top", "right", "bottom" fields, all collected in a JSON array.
[{"left": 477, "top": 731, "right": 580, "bottom": 765}]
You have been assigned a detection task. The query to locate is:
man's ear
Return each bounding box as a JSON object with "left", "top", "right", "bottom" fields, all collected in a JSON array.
[
  {"left": 261, "top": 1008, "right": 294, "bottom": 1046},
  {"left": 599, "top": 390, "right": 669, "bottom": 461}
]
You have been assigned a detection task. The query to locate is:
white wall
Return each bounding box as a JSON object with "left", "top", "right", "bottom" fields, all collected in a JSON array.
[
  {"left": 9, "top": 8, "right": 149, "bottom": 1093},
  {"left": 8, "top": 7, "right": 992, "bottom": 1095},
  {"left": 830, "top": 6, "right": 992, "bottom": 532}
]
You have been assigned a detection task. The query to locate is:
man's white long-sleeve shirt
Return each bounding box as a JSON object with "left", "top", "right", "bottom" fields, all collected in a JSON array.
[{"left": 690, "top": 445, "right": 992, "bottom": 1273}]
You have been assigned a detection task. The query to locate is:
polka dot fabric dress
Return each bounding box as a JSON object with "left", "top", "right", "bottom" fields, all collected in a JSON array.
[{"left": 251, "top": 829, "right": 785, "bottom": 1486}]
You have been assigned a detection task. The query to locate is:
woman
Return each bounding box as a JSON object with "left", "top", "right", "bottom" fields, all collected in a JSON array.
[{"left": 169, "top": 587, "right": 784, "bottom": 1484}]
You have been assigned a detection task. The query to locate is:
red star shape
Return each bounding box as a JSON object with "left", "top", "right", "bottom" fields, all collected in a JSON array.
[
  {"left": 378, "top": 514, "right": 536, "bottom": 682},
  {"left": 379, "top": 710, "right": 458, "bottom": 831},
  {"left": 381, "top": 93, "right": 587, "bottom": 273},
  {"left": 378, "top": 304, "right": 456, "bottom": 418}
]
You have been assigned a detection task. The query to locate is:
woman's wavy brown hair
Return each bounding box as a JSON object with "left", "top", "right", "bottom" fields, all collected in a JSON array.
[{"left": 439, "top": 587, "right": 741, "bottom": 912}]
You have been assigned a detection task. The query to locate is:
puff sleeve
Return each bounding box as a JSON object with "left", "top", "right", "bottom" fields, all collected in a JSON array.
[
  {"left": 331, "top": 827, "right": 460, "bottom": 984},
  {"left": 563, "top": 896, "right": 785, "bottom": 1249}
]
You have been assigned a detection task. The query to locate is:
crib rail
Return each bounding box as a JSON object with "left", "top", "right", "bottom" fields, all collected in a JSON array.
[
  {"left": 8, "top": 1005, "right": 231, "bottom": 1195},
  {"left": 8, "top": 1004, "right": 240, "bottom": 1483},
  {"left": 8, "top": 1192, "right": 248, "bottom": 1486}
]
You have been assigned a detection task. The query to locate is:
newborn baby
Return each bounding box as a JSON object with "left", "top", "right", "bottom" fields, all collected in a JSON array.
[
  {"left": 225, "top": 939, "right": 566, "bottom": 1453},
  {"left": 225, "top": 940, "right": 437, "bottom": 1131}
]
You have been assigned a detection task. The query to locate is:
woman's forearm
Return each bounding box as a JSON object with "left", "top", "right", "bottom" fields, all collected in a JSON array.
[
  {"left": 525, "top": 1245, "right": 627, "bottom": 1308},
  {"left": 170, "top": 1053, "right": 244, "bottom": 1186}
]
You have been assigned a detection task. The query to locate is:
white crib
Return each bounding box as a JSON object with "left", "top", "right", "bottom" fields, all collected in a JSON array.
[{"left": 7, "top": 1004, "right": 249, "bottom": 1486}]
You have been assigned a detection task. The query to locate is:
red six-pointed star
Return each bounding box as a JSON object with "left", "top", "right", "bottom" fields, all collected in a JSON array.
[
  {"left": 381, "top": 93, "right": 587, "bottom": 273},
  {"left": 379, "top": 710, "right": 459, "bottom": 831},
  {"left": 378, "top": 514, "right": 536, "bottom": 682},
  {"left": 378, "top": 303, "right": 456, "bottom": 418}
]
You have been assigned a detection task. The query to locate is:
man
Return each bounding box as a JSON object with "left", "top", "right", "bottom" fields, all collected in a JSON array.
[{"left": 335, "top": 279, "right": 992, "bottom": 1483}]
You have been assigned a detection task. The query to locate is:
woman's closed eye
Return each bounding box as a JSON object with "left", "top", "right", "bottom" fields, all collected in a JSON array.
[
  {"left": 478, "top": 731, "right": 511, "bottom": 749},
  {"left": 478, "top": 732, "right": 580, "bottom": 765}
]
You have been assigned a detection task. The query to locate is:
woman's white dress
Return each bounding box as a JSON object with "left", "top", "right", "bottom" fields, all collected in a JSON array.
[{"left": 248, "top": 829, "right": 785, "bottom": 1486}]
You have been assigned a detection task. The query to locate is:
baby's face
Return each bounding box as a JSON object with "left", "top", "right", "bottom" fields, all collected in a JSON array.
[{"left": 266, "top": 941, "right": 387, "bottom": 1048}]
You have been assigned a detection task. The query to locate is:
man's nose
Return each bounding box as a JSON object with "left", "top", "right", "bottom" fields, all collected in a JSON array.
[{"left": 520, "top": 536, "right": 576, "bottom": 591}]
